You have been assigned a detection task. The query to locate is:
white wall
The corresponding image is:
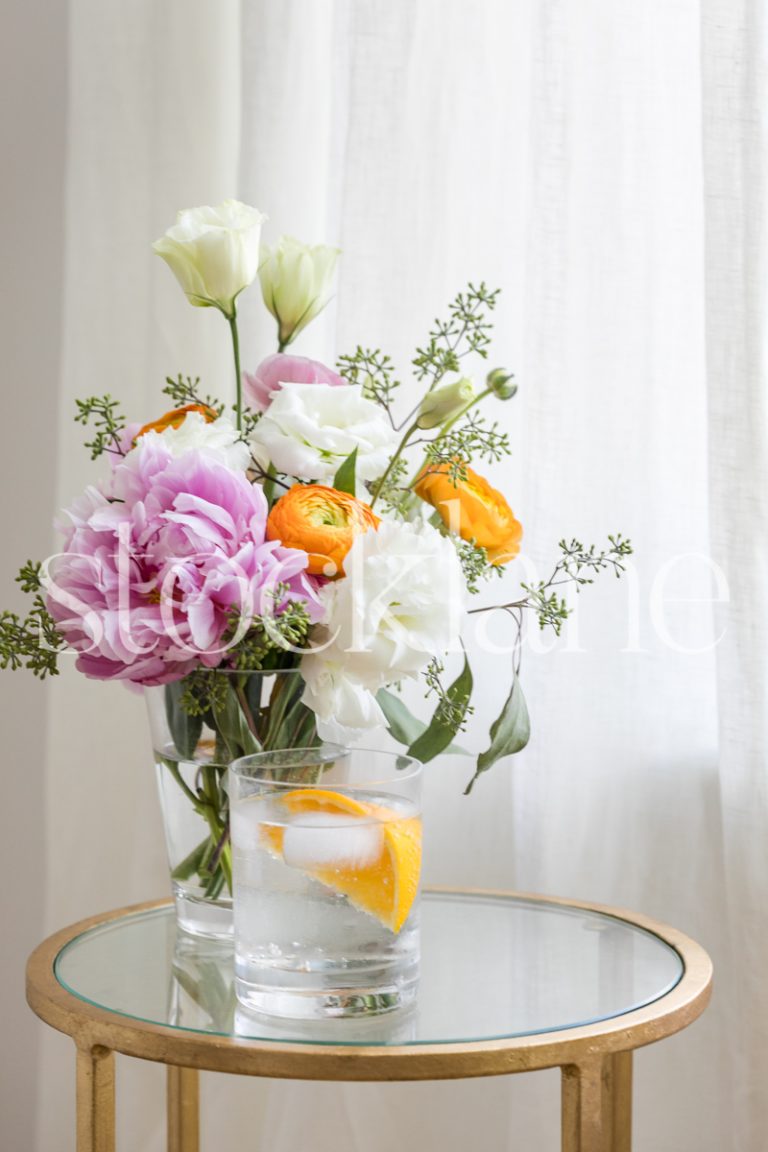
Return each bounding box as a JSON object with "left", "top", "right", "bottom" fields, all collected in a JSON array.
[{"left": 0, "top": 2, "right": 67, "bottom": 1148}]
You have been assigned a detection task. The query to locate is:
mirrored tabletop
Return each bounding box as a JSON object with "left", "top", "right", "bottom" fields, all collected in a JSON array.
[{"left": 53, "top": 891, "right": 684, "bottom": 1048}]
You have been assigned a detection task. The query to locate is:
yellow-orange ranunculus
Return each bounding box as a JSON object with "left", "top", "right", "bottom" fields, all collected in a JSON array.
[
  {"left": 267, "top": 485, "right": 380, "bottom": 577},
  {"left": 136, "top": 403, "right": 217, "bottom": 439},
  {"left": 414, "top": 463, "right": 522, "bottom": 564}
]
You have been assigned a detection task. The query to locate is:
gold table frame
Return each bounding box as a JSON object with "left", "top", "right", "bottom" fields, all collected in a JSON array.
[{"left": 26, "top": 890, "right": 712, "bottom": 1152}]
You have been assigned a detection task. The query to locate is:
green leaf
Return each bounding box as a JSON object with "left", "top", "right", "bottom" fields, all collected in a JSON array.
[
  {"left": 333, "top": 447, "right": 358, "bottom": 495},
  {"left": 465, "top": 675, "right": 530, "bottom": 795},
  {"left": 165, "top": 681, "right": 204, "bottom": 760},
  {"left": 211, "top": 682, "right": 263, "bottom": 761},
  {"left": 407, "top": 654, "right": 473, "bottom": 763},
  {"left": 376, "top": 688, "right": 467, "bottom": 754}
]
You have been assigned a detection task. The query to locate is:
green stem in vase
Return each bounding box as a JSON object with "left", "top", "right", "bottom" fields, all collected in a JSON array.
[
  {"left": 198, "top": 807, "right": 232, "bottom": 896},
  {"left": 208, "top": 818, "right": 230, "bottom": 875},
  {"left": 171, "top": 839, "right": 209, "bottom": 883},
  {"left": 284, "top": 696, "right": 320, "bottom": 753},
  {"left": 163, "top": 758, "right": 202, "bottom": 809},
  {"left": 163, "top": 757, "right": 232, "bottom": 895},
  {"left": 201, "top": 764, "right": 223, "bottom": 808},
  {"left": 261, "top": 673, "right": 303, "bottom": 751},
  {"left": 204, "top": 868, "right": 227, "bottom": 901},
  {"left": 234, "top": 682, "right": 260, "bottom": 742}
]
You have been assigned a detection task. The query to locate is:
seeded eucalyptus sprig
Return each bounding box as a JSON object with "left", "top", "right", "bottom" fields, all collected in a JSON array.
[
  {"left": 337, "top": 347, "right": 400, "bottom": 427},
  {"left": 420, "top": 412, "right": 511, "bottom": 485},
  {"left": 470, "top": 535, "right": 634, "bottom": 636},
  {"left": 225, "top": 598, "right": 312, "bottom": 673},
  {"left": 74, "top": 395, "right": 128, "bottom": 460},
  {"left": 413, "top": 282, "right": 500, "bottom": 391},
  {"left": 361, "top": 283, "right": 510, "bottom": 510},
  {"left": 164, "top": 375, "right": 262, "bottom": 441},
  {"left": 556, "top": 535, "right": 633, "bottom": 584},
  {"left": 339, "top": 287, "right": 500, "bottom": 427},
  {"left": 162, "top": 374, "right": 225, "bottom": 415},
  {"left": 177, "top": 667, "right": 231, "bottom": 718},
  {"left": 0, "top": 561, "right": 63, "bottom": 678},
  {"left": 455, "top": 539, "right": 505, "bottom": 595},
  {"left": 238, "top": 406, "right": 262, "bottom": 439},
  {"left": 369, "top": 458, "right": 411, "bottom": 516},
  {"left": 17, "top": 560, "right": 44, "bottom": 594},
  {"left": 522, "top": 535, "right": 633, "bottom": 634},
  {"left": 423, "top": 657, "right": 475, "bottom": 733}
]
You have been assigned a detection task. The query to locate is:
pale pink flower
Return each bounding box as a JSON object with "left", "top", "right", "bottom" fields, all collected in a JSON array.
[{"left": 243, "top": 353, "right": 344, "bottom": 412}]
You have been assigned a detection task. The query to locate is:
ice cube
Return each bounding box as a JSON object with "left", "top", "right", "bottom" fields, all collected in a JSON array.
[
  {"left": 282, "top": 813, "right": 384, "bottom": 871},
  {"left": 230, "top": 802, "right": 263, "bottom": 852}
]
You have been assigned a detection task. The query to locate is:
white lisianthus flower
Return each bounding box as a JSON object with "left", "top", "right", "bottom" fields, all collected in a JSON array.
[
  {"left": 250, "top": 382, "right": 398, "bottom": 484},
  {"left": 301, "top": 519, "right": 465, "bottom": 742},
  {"left": 299, "top": 663, "right": 389, "bottom": 745},
  {"left": 153, "top": 200, "right": 266, "bottom": 316},
  {"left": 259, "top": 236, "right": 340, "bottom": 346}
]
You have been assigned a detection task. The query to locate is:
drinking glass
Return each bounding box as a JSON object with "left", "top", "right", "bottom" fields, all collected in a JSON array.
[{"left": 229, "top": 745, "right": 422, "bottom": 1019}]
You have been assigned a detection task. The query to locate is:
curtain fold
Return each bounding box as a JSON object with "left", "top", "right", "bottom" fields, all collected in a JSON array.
[
  {"left": 3, "top": 0, "right": 764, "bottom": 1148},
  {"left": 701, "top": 1, "right": 768, "bottom": 1146}
]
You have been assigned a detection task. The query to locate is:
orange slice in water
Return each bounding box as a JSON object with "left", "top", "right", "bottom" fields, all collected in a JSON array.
[{"left": 260, "top": 788, "right": 421, "bottom": 934}]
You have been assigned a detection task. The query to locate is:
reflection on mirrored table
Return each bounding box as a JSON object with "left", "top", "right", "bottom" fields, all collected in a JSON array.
[{"left": 55, "top": 891, "right": 684, "bottom": 1046}]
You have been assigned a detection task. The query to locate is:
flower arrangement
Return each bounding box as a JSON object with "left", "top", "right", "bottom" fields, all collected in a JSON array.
[{"left": 0, "top": 199, "right": 630, "bottom": 903}]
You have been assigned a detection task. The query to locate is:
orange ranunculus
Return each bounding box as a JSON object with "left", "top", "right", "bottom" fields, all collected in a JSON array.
[
  {"left": 414, "top": 463, "right": 522, "bottom": 564},
  {"left": 136, "top": 403, "right": 217, "bottom": 439},
  {"left": 267, "top": 485, "right": 380, "bottom": 577}
]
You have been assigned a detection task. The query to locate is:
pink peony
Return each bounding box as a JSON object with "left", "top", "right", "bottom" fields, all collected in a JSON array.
[
  {"left": 45, "top": 440, "right": 322, "bottom": 685},
  {"left": 243, "top": 353, "right": 344, "bottom": 412}
]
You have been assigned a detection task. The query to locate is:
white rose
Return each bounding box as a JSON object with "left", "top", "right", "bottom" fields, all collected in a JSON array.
[
  {"left": 259, "top": 236, "right": 340, "bottom": 346},
  {"left": 301, "top": 519, "right": 465, "bottom": 740},
  {"left": 250, "top": 382, "right": 398, "bottom": 484},
  {"left": 153, "top": 200, "right": 266, "bottom": 316}
]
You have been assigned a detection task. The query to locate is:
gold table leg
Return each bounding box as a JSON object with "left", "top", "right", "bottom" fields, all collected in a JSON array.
[
  {"left": 606, "top": 1051, "right": 633, "bottom": 1151},
  {"left": 167, "top": 1066, "right": 200, "bottom": 1152},
  {"left": 76, "top": 1045, "right": 115, "bottom": 1152},
  {"left": 561, "top": 1052, "right": 633, "bottom": 1152}
]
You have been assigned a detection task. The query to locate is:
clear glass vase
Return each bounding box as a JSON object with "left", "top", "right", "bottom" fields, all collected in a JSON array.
[{"left": 146, "top": 668, "right": 318, "bottom": 940}]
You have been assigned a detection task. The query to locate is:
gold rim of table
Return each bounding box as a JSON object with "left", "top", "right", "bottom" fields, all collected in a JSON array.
[{"left": 26, "top": 887, "right": 713, "bottom": 1082}]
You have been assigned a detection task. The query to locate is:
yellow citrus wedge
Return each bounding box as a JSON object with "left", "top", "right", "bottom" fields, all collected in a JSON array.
[{"left": 260, "top": 788, "right": 421, "bottom": 934}]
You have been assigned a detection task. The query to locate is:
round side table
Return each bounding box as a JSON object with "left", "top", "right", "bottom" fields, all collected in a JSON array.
[{"left": 26, "top": 889, "right": 712, "bottom": 1152}]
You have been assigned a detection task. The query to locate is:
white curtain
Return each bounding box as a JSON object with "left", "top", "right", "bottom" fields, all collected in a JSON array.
[
  {"left": 1, "top": 0, "right": 763, "bottom": 1148},
  {"left": 701, "top": 1, "right": 768, "bottom": 1147}
]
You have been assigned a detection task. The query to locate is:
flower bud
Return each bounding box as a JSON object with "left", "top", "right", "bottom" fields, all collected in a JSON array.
[
  {"left": 259, "top": 236, "right": 340, "bottom": 347},
  {"left": 486, "top": 367, "right": 517, "bottom": 400},
  {"left": 416, "top": 378, "right": 476, "bottom": 430}
]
